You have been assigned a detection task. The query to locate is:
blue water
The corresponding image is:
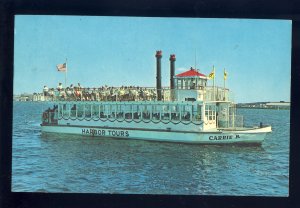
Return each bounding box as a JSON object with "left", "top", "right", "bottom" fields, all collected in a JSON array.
[{"left": 12, "top": 102, "right": 289, "bottom": 196}]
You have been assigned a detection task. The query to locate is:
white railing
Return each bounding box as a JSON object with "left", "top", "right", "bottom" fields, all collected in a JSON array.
[
  {"left": 229, "top": 115, "right": 244, "bottom": 128},
  {"left": 205, "top": 86, "right": 233, "bottom": 102},
  {"left": 218, "top": 115, "right": 243, "bottom": 128}
]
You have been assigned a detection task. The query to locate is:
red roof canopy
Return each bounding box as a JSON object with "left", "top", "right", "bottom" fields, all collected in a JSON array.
[{"left": 176, "top": 68, "right": 206, "bottom": 78}]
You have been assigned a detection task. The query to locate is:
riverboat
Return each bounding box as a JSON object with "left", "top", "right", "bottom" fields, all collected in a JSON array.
[{"left": 41, "top": 51, "right": 272, "bottom": 144}]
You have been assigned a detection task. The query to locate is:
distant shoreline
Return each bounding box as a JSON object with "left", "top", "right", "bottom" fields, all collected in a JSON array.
[{"left": 236, "top": 106, "right": 290, "bottom": 110}]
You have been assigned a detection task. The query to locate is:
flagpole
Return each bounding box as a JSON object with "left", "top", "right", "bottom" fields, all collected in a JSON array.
[
  {"left": 224, "top": 68, "right": 226, "bottom": 100},
  {"left": 65, "top": 58, "right": 68, "bottom": 88},
  {"left": 213, "top": 65, "right": 215, "bottom": 101}
]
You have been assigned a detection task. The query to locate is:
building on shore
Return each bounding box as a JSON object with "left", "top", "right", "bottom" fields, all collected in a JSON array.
[
  {"left": 13, "top": 93, "right": 33, "bottom": 101},
  {"left": 33, "top": 93, "right": 45, "bottom": 101},
  {"left": 237, "top": 101, "right": 290, "bottom": 110},
  {"left": 14, "top": 93, "right": 46, "bottom": 102}
]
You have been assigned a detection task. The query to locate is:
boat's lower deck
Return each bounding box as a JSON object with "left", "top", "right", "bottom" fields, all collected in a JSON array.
[{"left": 41, "top": 124, "right": 271, "bottom": 144}]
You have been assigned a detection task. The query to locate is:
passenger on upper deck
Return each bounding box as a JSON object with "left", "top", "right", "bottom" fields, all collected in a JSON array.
[
  {"left": 77, "top": 83, "right": 83, "bottom": 90},
  {"left": 74, "top": 86, "right": 82, "bottom": 100},
  {"left": 66, "top": 87, "right": 73, "bottom": 98},
  {"left": 67, "top": 84, "right": 74, "bottom": 95},
  {"left": 57, "top": 83, "right": 63, "bottom": 92},
  {"left": 43, "top": 85, "right": 49, "bottom": 96}
]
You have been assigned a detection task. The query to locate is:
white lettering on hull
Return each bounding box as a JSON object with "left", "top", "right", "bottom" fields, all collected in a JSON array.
[
  {"left": 82, "top": 128, "right": 129, "bottom": 137},
  {"left": 208, "top": 134, "right": 240, "bottom": 140}
]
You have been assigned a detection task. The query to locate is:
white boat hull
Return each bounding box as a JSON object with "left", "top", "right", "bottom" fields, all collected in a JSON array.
[{"left": 41, "top": 124, "right": 271, "bottom": 145}]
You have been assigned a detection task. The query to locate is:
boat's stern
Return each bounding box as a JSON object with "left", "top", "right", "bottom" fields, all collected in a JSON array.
[
  {"left": 249, "top": 124, "right": 272, "bottom": 133},
  {"left": 41, "top": 105, "right": 58, "bottom": 127}
]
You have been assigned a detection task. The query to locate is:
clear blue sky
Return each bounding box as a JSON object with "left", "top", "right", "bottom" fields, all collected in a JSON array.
[{"left": 14, "top": 15, "right": 291, "bottom": 103}]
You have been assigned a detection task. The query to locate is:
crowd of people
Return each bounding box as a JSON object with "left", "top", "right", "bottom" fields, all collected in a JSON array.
[{"left": 43, "top": 83, "right": 163, "bottom": 101}]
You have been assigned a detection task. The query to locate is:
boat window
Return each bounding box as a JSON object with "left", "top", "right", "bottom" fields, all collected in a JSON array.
[
  {"left": 99, "top": 104, "right": 106, "bottom": 118},
  {"left": 92, "top": 104, "right": 99, "bottom": 118},
  {"left": 125, "top": 104, "right": 132, "bottom": 119},
  {"left": 184, "top": 80, "right": 189, "bottom": 89},
  {"left": 170, "top": 104, "right": 180, "bottom": 121},
  {"left": 190, "top": 79, "right": 196, "bottom": 89},
  {"left": 205, "top": 104, "right": 216, "bottom": 121},
  {"left": 105, "top": 104, "right": 117, "bottom": 118},
  {"left": 181, "top": 105, "right": 191, "bottom": 121},
  {"left": 209, "top": 110, "right": 213, "bottom": 120},
  {"left": 161, "top": 104, "right": 170, "bottom": 120},
  {"left": 104, "top": 104, "right": 111, "bottom": 117},
  {"left": 212, "top": 105, "right": 216, "bottom": 120},
  {"left": 192, "top": 104, "right": 201, "bottom": 121},
  {"left": 176, "top": 79, "right": 181, "bottom": 89},
  {"left": 132, "top": 104, "right": 140, "bottom": 120},
  {"left": 125, "top": 112, "right": 132, "bottom": 119},
  {"left": 61, "top": 104, "right": 67, "bottom": 117},
  {"left": 70, "top": 104, "right": 77, "bottom": 117},
  {"left": 109, "top": 104, "right": 114, "bottom": 118},
  {"left": 85, "top": 104, "right": 92, "bottom": 118},
  {"left": 182, "top": 80, "right": 185, "bottom": 89},
  {"left": 197, "top": 79, "right": 203, "bottom": 88},
  {"left": 116, "top": 104, "right": 124, "bottom": 119},
  {"left": 66, "top": 104, "right": 71, "bottom": 117},
  {"left": 121, "top": 104, "right": 126, "bottom": 115},
  {"left": 77, "top": 104, "right": 84, "bottom": 118},
  {"left": 142, "top": 105, "right": 151, "bottom": 120},
  {"left": 152, "top": 104, "right": 160, "bottom": 120}
]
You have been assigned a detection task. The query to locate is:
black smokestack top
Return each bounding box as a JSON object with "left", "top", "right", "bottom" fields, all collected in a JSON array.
[
  {"left": 170, "top": 54, "right": 176, "bottom": 90},
  {"left": 156, "top": 50, "right": 162, "bottom": 101}
]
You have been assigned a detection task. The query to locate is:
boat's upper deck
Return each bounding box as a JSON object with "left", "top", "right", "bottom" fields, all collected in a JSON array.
[{"left": 38, "top": 85, "right": 233, "bottom": 103}]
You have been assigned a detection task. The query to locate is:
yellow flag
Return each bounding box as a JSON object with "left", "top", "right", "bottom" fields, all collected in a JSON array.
[
  {"left": 224, "top": 69, "right": 227, "bottom": 80},
  {"left": 208, "top": 66, "right": 215, "bottom": 79}
]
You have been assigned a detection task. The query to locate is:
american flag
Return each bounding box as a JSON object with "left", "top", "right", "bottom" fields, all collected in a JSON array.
[{"left": 57, "top": 63, "right": 67, "bottom": 72}]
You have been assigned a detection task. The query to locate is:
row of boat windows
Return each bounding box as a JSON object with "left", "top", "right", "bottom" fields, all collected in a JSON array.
[
  {"left": 58, "top": 103, "right": 216, "bottom": 121},
  {"left": 176, "top": 78, "right": 207, "bottom": 90}
]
